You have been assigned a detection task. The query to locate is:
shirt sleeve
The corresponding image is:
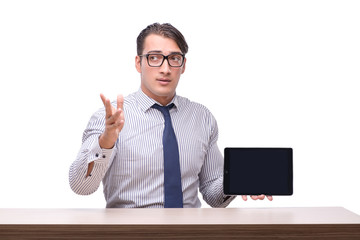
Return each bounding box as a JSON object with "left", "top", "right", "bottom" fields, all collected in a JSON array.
[
  {"left": 69, "top": 109, "right": 116, "bottom": 195},
  {"left": 198, "top": 111, "right": 236, "bottom": 207}
]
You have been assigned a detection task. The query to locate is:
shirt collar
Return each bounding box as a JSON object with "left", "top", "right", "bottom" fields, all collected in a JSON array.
[{"left": 135, "top": 88, "right": 180, "bottom": 112}]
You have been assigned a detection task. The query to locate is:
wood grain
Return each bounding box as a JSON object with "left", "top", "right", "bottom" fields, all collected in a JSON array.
[
  {"left": 1, "top": 207, "right": 359, "bottom": 239},
  {"left": 1, "top": 224, "right": 360, "bottom": 239}
]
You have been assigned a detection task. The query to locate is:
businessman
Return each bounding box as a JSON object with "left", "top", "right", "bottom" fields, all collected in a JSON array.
[{"left": 69, "top": 23, "right": 272, "bottom": 207}]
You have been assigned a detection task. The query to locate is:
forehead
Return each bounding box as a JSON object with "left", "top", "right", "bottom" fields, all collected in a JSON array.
[{"left": 143, "top": 34, "right": 181, "bottom": 54}]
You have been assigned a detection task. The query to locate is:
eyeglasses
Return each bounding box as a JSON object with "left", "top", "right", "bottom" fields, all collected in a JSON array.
[{"left": 139, "top": 53, "right": 185, "bottom": 67}]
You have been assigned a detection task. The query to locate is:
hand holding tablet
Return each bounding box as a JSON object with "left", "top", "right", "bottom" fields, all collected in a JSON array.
[
  {"left": 241, "top": 195, "right": 273, "bottom": 201},
  {"left": 224, "top": 148, "right": 293, "bottom": 198}
]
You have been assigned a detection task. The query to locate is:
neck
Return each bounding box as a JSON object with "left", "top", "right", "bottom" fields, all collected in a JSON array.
[
  {"left": 156, "top": 96, "right": 174, "bottom": 106},
  {"left": 141, "top": 87, "right": 175, "bottom": 106}
]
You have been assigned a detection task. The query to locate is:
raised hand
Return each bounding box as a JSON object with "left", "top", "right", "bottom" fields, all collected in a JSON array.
[{"left": 99, "top": 93, "right": 125, "bottom": 149}]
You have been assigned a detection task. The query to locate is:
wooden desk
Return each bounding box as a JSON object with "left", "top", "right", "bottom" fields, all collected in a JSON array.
[{"left": 1, "top": 207, "right": 359, "bottom": 239}]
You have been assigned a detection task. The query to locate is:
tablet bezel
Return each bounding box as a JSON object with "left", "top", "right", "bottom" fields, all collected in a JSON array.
[{"left": 223, "top": 147, "right": 293, "bottom": 196}]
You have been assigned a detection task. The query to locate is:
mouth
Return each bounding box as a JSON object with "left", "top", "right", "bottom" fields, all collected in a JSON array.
[
  {"left": 157, "top": 78, "right": 171, "bottom": 82},
  {"left": 157, "top": 78, "right": 171, "bottom": 85}
]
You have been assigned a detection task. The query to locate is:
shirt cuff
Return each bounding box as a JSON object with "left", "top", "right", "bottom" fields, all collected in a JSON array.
[
  {"left": 223, "top": 194, "right": 236, "bottom": 205},
  {"left": 87, "top": 136, "right": 115, "bottom": 164}
]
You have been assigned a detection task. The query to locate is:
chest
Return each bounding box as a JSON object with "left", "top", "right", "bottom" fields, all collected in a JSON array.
[{"left": 113, "top": 108, "right": 211, "bottom": 177}]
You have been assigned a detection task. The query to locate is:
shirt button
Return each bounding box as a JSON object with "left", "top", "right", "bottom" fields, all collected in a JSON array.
[
  {"left": 102, "top": 155, "right": 106, "bottom": 158},
  {"left": 95, "top": 153, "right": 99, "bottom": 157}
]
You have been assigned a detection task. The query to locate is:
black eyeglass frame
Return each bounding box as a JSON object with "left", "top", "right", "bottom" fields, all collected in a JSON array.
[{"left": 139, "top": 53, "right": 185, "bottom": 67}]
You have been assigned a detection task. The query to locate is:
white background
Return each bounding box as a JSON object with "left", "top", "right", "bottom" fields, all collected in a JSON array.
[{"left": 1, "top": 0, "right": 359, "bottom": 214}]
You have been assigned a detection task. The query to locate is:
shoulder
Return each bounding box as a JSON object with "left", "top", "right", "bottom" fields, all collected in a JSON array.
[
  {"left": 176, "top": 95, "right": 219, "bottom": 137},
  {"left": 177, "top": 95, "right": 211, "bottom": 111},
  {"left": 176, "top": 95, "right": 216, "bottom": 121},
  {"left": 123, "top": 91, "right": 137, "bottom": 104}
]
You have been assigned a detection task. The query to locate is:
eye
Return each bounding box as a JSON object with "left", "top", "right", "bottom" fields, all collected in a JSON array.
[
  {"left": 148, "top": 54, "right": 161, "bottom": 62},
  {"left": 169, "top": 54, "right": 182, "bottom": 62}
]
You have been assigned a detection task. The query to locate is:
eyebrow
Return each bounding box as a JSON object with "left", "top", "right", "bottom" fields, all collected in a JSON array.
[{"left": 146, "top": 50, "right": 183, "bottom": 55}]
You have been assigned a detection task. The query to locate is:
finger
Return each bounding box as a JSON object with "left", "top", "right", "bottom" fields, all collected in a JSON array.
[
  {"left": 113, "top": 118, "right": 125, "bottom": 129},
  {"left": 119, "top": 107, "right": 125, "bottom": 122},
  {"left": 241, "top": 195, "right": 248, "bottom": 201},
  {"left": 258, "top": 194, "right": 265, "bottom": 200},
  {"left": 100, "top": 94, "right": 112, "bottom": 118},
  {"left": 250, "top": 195, "right": 258, "bottom": 200},
  {"left": 107, "top": 119, "right": 124, "bottom": 131},
  {"left": 106, "top": 109, "right": 122, "bottom": 125},
  {"left": 267, "top": 195, "right": 273, "bottom": 201},
  {"left": 106, "top": 119, "right": 125, "bottom": 136},
  {"left": 117, "top": 94, "right": 124, "bottom": 111},
  {"left": 100, "top": 93, "right": 107, "bottom": 106}
]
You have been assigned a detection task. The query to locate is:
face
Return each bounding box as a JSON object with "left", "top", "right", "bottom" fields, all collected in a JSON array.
[{"left": 135, "top": 34, "right": 186, "bottom": 106}]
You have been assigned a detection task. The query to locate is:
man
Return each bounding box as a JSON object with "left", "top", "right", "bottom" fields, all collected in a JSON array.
[{"left": 69, "top": 23, "right": 272, "bottom": 208}]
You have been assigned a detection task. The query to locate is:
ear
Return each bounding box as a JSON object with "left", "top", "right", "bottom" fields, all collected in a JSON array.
[
  {"left": 135, "top": 55, "right": 142, "bottom": 73},
  {"left": 181, "top": 57, "right": 186, "bottom": 74}
]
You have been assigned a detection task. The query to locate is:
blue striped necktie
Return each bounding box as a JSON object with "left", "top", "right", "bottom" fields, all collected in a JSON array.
[{"left": 152, "top": 103, "right": 183, "bottom": 208}]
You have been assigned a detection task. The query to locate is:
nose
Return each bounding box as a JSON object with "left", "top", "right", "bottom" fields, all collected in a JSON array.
[{"left": 159, "top": 59, "right": 171, "bottom": 74}]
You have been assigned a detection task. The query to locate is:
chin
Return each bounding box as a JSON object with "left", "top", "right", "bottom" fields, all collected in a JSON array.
[
  {"left": 156, "top": 90, "right": 175, "bottom": 98},
  {"left": 151, "top": 88, "right": 175, "bottom": 98},
  {"left": 142, "top": 82, "right": 177, "bottom": 101}
]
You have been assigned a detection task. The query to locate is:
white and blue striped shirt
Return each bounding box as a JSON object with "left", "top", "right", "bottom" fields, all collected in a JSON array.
[{"left": 69, "top": 89, "right": 234, "bottom": 208}]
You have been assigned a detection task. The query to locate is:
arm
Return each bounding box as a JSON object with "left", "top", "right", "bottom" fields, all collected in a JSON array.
[
  {"left": 69, "top": 94, "right": 124, "bottom": 195},
  {"left": 198, "top": 112, "right": 272, "bottom": 207},
  {"left": 199, "top": 112, "right": 236, "bottom": 207}
]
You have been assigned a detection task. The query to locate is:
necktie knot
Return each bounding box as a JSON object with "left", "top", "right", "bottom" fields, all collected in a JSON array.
[{"left": 152, "top": 103, "right": 174, "bottom": 117}]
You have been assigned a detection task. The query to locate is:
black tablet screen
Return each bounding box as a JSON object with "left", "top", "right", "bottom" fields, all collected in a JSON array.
[{"left": 224, "top": 148, "right": 293, "bottom": 195}]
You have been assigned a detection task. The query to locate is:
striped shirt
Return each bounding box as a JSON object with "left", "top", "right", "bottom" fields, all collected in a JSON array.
[{"left": 69, "top": 89, "right": 234, "bottom": 208}]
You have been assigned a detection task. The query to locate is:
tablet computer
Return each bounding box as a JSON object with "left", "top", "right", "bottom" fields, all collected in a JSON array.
[{"left": 224, "top": 148, "right": 293, "bottom": 195}]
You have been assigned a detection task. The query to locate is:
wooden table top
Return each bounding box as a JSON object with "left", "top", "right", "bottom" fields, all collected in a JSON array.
[{"left": 1, "top": 207, "right": 359, "bottom": 225}]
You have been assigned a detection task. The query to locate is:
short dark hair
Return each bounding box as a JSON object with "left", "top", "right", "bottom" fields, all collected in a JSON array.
[{"left": 136, "top": 23, "right": 188, "bottom": 56}]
